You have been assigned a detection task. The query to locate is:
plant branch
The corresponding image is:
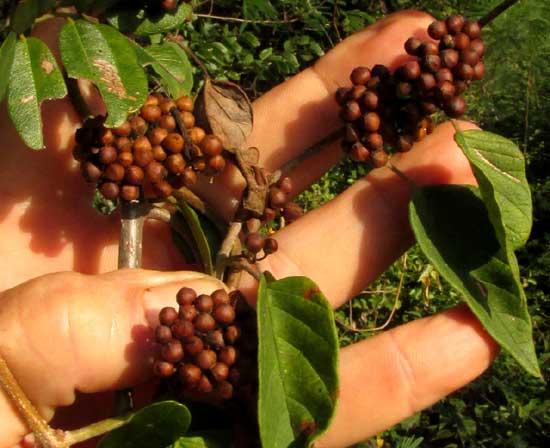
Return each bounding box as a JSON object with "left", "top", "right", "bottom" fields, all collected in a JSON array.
[
  {"left": 193, "top": 13, "right": 299, "bottom": 25},
  {"left": 216, "top": 221, "right": 243, "bottom": 279},
  {"left": 336, "top": 253, "right": 407, "bottom": 333},
  {"left": 479, "top": 0, "right": 519, "bottom": 27},
  {"left": 63, "top": 417, "right": 127, "bottom": 445},
  {"left": 0, "top": 357, "right": 67, "bottom": 448}
]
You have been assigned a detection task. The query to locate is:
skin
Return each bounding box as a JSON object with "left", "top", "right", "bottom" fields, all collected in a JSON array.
[{"left": 0, "top": 11, "right": 498, "bottom": 448}]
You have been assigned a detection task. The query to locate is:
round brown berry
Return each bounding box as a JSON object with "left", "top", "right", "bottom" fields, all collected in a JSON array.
[
  {"left": 454, "top": 32, "right": 470, "bottom": 51},
  {"left": 418, "top": 72, "right": 436, "bottom": 91},
  {"left": 422, "top": 55, "right": 442, "bottom": 73},
  {"left": 148, "top": 127, "right": 168, "bottom": 146},
  {"left": 444, "top": 96, "right": 467, "bottom": 118},
  {"left": 207, "top": 155, "right": 226, "bottom": 173},
  {"left": 404, "top": 37, "right": 423, "bottom": 55},
  {"left": 212, "top": 289, "right": 230, "bottom": 306},
  {"left": 370, "top": 149, "right": 389, "bottom": 168},
  {"left": 99, "top": 182, "right": 119, "bottom": 199},
  {"left": 82, "top": 162, "right": 102, "bottom": 182},
  {"left": 105, "top": 163, "right": 125, "bottom": 182},
  {"left": 161, "top": 340, "right": 184, "bottom": 363},
  {"left": 264, "top": 238, "right": 278, "bottom": 254},
  {"left": 177, "top": 287, "right": 197, "bottom": 305},
  {"left": 172, "top": 320, "right": 194, "bottom": 339},
  {"left": 179, "top": 363, "right": 202, "bottom": 386},
  {"left": 224, "top": 325, "right": 240, "bottom": 344},
  {"left": 470, "top": 39, "right": 485, "bottom": 56},
  {"left": 400, "top": 61, "right": 421, "bottom": 80},
  {"left": 219, "top": 346, "right": 237, "bottom": 366},
  {"left": 282, "top": 202, "right": 303, "bottom": 223},
  {"left": 362, "top": 91, "right": 378, "bottom": 110},
  {"left": 117, "top": 151, "right": 133, "bottom": 167},
  {"left": 159, "top": 115, "right": 176, "bottom": 131},
  {"left": 197, "top": 375, "right": 213, "bottom": 393},
  {"left": 184, "top": 336, "right": 204, "bottom": 355},
  {"left": 196, "top": 295, "right": 214, "bottom": 313},
  {"left": 141, "top": 105, "right": 161, "bottom": 123},
  {"left": 342, "top": 101, "right": 361, "bottom": 122},
  {"left": 366, "top": 132, "right": 383, "bottom": 150},
  {"left": 463, "top": 21, "right": 481, "bottom": 39},
  {"left": 335, "top": 87, "right": 351, "bottom": 106},
  {"left": 441, "top": 49, "right": 459, "bottom": 69},
  {"left": 194, "top": 313, "right": 216, "bottom": 332},
  {"left": 156, "top": 325, "right": 173, "bottom": 344},
  {"left": 166, "top": 154, "right": 186, "bottom": 174},
  {"left": 120, "top": 185, "right": 140, "bottom": 202},
  {"left": 213, "top": 304, "right": 235, "bottom": 325},
  {"left": 398, "top": 134, "right": 414, "bottom": 152},
  {"left": 211, "top": 362, "right": 229, "bottom": 382},
  {"left": 182, "top": 167, "right": 197, "bottom": 187},
  {"left": 196, "top": 350, "right": 217, "bottom": 370},
  {"left": 113, "top": 121, "right": 132, "bottom": 137},
  {"left": 176, "top": 96, "right": 194, "bottom": 112},
  {"left": 189, "top": 127, "right": 206, "bottom": 145},
  {"left": 350, "top": 142, "right": 369, "bottom": 162},
  {"left": 436, "top": 68, "right": 454, "bottom": 84},
  {"left": 145, "top": 162, "right": 166, "bottom": 183},
  {"left": 472, "top": 62, "right": 485, "bottom": 80},
  {"left": 446, "top": 15, "right": 465, "bottom": 34},
  {"left": 153, "top": 180, "right": 173, "bottom": 199},
  {"left": 350, "top": 66, "right": 371, "bottom": 85},
  {"left": 160, "top": 99, "right": 177, "bottom": 114},
  {"left": 130, "top": 116, "right": 147, "bottom": 135},
  {"left": 428, "top": 20, "right": 447, "bottom": 39},
  {"left": 205, "top": 330, "right": 225, "bottom": 349},
  {"left": 163, "top": 133, "right": 184, "bottom": 153},
  {"left": 179, "top": 304, "right": 198, "bottom": 322},
  {"left": 362, "top": 112, "right": 380, "bottom": 132},
  {"left": 160, "top": 307, "right": 179, "bottom": 326},
  {"left": 154, "top": 361, "right": 175, "bottom": 378},
  {"left": 181, "top": 111, "right": 195, "bottom": 129},
  {"left": 245, "top": 233, "right": 265, "bottom": 253}
]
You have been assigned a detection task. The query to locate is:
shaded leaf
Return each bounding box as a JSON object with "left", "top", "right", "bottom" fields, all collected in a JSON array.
[
  {"left": 243, "top": 0, "right": 278, "bottom": 20},
  {"left": 173, "top": 202, "right": 222, "bottom": 275},
  {"left": 0, "top": 32, "right": 17, "bottom": 102},
  {"left": 258, "top": 274, "right": 339, "bottom": 448},
  {"left": 98, "top": 401, "right": 191, "bottom": 448},
  {"left": 7, "top": 36, "right": 67, "bottom": 149},
  {"left": 59, "top": 20, "right": 148, "bottom": 127},
  {"left": 454, "top": 128, "right": 532, "bottom": 250},
  {"left": 11, "top": 0, "right": 56, "bottom": 33},
  {"left": 171, "top": 431, "right": 229, "bottom": 448},
  {"left": 195, "top": 78, "right": 253, "bottom": 149},
  {"left": 410, "top": 185, "right": 540, "bottom": 377},
  {"left": 92, "top": 188, "right": 118, "bottom": 215},
  {"left": 107, "top": 2, "right": 192, "bottom": 36},
  {"left": 134, "top": 41, "right": 193, "bottom": 98}
]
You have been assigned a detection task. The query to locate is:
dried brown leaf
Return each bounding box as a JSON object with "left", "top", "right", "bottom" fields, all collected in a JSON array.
[{"left": 195, "top": 78, "right": 253, "bottom": 149}]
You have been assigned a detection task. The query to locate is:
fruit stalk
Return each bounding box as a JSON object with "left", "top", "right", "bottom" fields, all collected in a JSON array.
[
  {"left": 118, "top": 200, "right": 147, "bottom": 269},
  {"left": 479, "top": 0, "right": 519, "bottom": 27}
]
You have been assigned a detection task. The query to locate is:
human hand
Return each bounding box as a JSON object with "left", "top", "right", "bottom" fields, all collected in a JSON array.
[{"left": 0, "top": 10, "right": 498, "bottom": 448}]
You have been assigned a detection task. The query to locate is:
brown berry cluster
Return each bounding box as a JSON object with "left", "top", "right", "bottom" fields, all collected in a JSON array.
[
  {"left": 153, "top": 287, "right": 243, "bottom": 401},
  {"left": 74, "top": 93, "right": 226, "bottom": 202},
  {"left": 243, "top": 232, "right": 278, "bottom": 263},
  {"left": 261, "top": 175, "right": 303, "bottom": 224},
  {"left": 337, "top": 15, "right": 485, "bottom": 166}
]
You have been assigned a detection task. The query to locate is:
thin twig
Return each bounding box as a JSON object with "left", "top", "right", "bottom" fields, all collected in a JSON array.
[
  {"left": 63, "top": 417, "right": 127, "bottom": 445},
  {"left": 337, "top": 254, "right": 408, "bottom": 333},
  {"left": 193, "top": 13, "right": 300, "bottom": 25},
  {"left": 216, "top": 222, "right": 243, "bottom": 279},
  {"left": 170, "top": 107, "right": 195, "bottom": 160},
  {"left": 166, "top": 36, "right": 210, "bottom": 79},
  {"left": 279, "top": 129, "right": 344, "bottom": 174},
  {"left": 0, "top": 357, "right": 68, "bottom": 448},
  {"left": 479, "top": 0, "right": 519, "bottom": 27}
]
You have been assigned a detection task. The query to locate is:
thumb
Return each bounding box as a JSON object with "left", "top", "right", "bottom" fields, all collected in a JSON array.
[{"left": 0, "top": 269, "right": 225, "bottom": 446}]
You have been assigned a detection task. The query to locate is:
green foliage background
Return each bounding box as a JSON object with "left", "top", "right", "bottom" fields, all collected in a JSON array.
[{"left": 181, "top": 0, "right": 550, "bottom": 446}]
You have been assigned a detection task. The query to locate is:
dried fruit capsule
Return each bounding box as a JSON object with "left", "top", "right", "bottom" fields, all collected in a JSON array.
[
  {"left": 160, "top": 99, "right": 177, "bottom": 114},
  {"left": 362, "top": 112, "right": 381, "bottom": 132},
  {"left": 145, "top": 161, "right": 166, "bottom": 183},
  {"left": 282, "top": 202, "right": 303, "bottom": 223},
  {"left": 455, "top": 63, "right": 474, "bottom": 81},
  {"left": 207, "top": 155, "right": 226, "bottom": 173},
  {"left": 400, "top": 61, "right": 421, "bottom": 80},
  {"left": 472, "top": 62, "right": 485, "bottom": 80},
  {"left": 148, "top": 127, "right": 168, "bottom": 146},
  {"left": 195, "top": 295, "right": 214, "bottom": 313},
  {"left": 366, "top": 132, "right": 383, "bottom": 150},
  {"left": 421, "top": 42, "right": 439, "bottom": 55},
  {"left": 370, "top": 149, "right": 389, "bottom": 168},
  {"left": 436, "top": 68, "right": 454, "bottom": 84},
  {"left": 166, "top": 154, "right": 186, "bottom": 174},
  {"left": 362, "top": 91, "right": 378, "bottom": 110},
  {"left": 418, "top": 72, "right": 436, "bottom": 91},
  {"left": 454, "top": 32, "right": 471, "bottom": 51},
  {"left": 197, "top": 375, "right": 213, "bottom": 393},
  {"left": 205, "top": 330, "right": 225, "bottom": 349},
  {"left": 342, "top": 101, "right": 361, "bottom": 122},
  {"left": 422, "top": 54, "right": 442, "bottom": 73},
  {"left": 161, "top": 340, "right": 184, "bottom": 363},
  {"left": 189, "top": 127, "right": 206, "bottom": 145},
  {"left": 446, "top": 15, "right": 465, "bottom": 34},
  {"left": 182, "top": 167, "right": 197, "bottom": 187},
  {"left": 224, "top": 325, "right": 240, "bottom": 344},
  {"left": 444, "top": 96, "right": 467, "bottom": 118},
  {"left": 196, "top": 350, "right": 217, "bottom": 370},
  {"left": 118, "top": 151, "right": 133, "bottom": 167},
  {"left": 470, "top": 39, "right": 485, "bottom": 56},
  {"left": 113, "top": 121, "right": 132, "bottom": 137},
  {"left": 130, "top": 116, "right": 147, "bottom": 135},
  {"left": 159, "top": 115, "right": 176, "bottom": 131},
  {"left": 463, "top": 20, "right": 481, "bottom": 39},
  {"left": 181, "top": 111, "right": 195, "bottom": 129},
  {"left": 441, "top": 49, "right": 459, "bottom": 69},
  {"left": 460, "top": 49, "right": 480, "bottom": 66}
]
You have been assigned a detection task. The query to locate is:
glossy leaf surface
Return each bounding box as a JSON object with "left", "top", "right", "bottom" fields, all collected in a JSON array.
[
  {"left": 257, "top": 274, "right": 339, "bottom": 448},
  {"left": 98, "top": 401, "right": 191, "bottom": 448},
  {"left": 410, "top": 185, "right": 540, "bottom": 377},
  {"left": 59, "top": 20, "right": 147, "bottom": 127},
  {"left": 7, "top": 36, "right": 67, "bottom": 149}
]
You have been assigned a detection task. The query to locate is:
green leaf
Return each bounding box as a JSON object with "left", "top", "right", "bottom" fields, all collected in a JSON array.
[
  {"left": 257, "top": 274, "right": 339, "bottom": 448},
  {"left": 410, "top": 185, "right": 541, "bottom": 377},
  {"left": 6, "top": 36, "right": 67, "bottom": 150},
  {"left": 107, "top": 2, "right": 192, "bottom": 36},
  {"left": 134, "top": 41, "right": 193, "bottom": 98},
  {"left": 11, "top": 0, "right": 56, "bottom": 34},
  {"left": 98, "top": 401, "right": 191, "bottom": 448},
  {"left": 59, "top": 20, "right": 148, "bottom": 127},
  {"left": 173, "top": 203, "right": 222, "bottom": 275},
  {"left": 454, "top": 128, "right": 532, "bottom": 250},
  {"left": 171, "top": 431, "right": 229, "bottom": 448},
  {"left": 0, "top": 32, "right": 17, "bottom": 102}
]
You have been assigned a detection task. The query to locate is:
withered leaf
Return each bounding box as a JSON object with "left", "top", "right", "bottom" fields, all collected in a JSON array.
[{"left": 195, "top": 78, "right": 253, "bottom": 149}]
